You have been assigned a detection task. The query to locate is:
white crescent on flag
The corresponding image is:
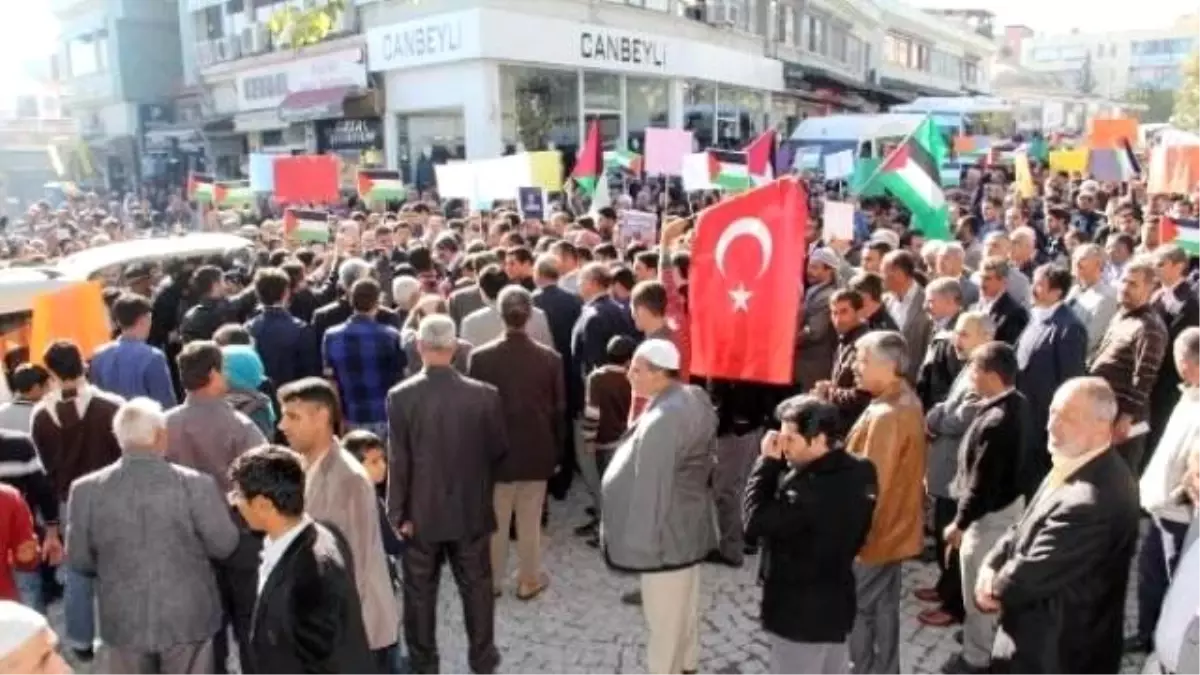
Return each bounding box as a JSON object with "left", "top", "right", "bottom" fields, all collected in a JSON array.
[{"left": 715, "top": 217, "right": 773, "bottom": 279}]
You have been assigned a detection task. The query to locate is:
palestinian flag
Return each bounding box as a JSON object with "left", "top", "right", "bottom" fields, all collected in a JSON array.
[
  {"left": 1160, "top": 216, "right": 1200, "bottom": 256},
  {"left": 743, "top": 129, "right": 776, "bottom": 185},
  {"left": 1118, "top": 138, "right": 1141, "bottom": 179},
  {"left": 876, "top": 117, "right": 951, "bottom": 240},
  {"left": 357, "top": 169, "right": 405, "bottom": 203},
  {"left": 707, "top": 150, "right": 752, "bottom": 192},
  {"left": 188, "top": 173, "right": 215, "bottom": 203},
  {"left": 605, "top": 149, "right": 643, "bottom": 176},
  {"left": 572, "top": 120, "right": 603, "bottom": 196},
  {"left": 215, "top": 181, "right": 253, "bottom": 208},
  {"left": 283, "top": 208, "right": 331, "bottom": 243}
]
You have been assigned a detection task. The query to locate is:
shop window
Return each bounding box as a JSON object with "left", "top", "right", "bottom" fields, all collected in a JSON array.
[
  {"left": 500, "top": 65, "right": 579, "bottom": 153},
  {"left": 683, "top": 82, "right": 715, "bottom": 150},
  {"left": 67, "top": 32, "right": 108, "bottom": 77},
  {"left": 397, "top": 112, "right": 465, "bottom": 191},
  {"left": 806, "top": 15, "right": 825, "bottom": 55},
  {"left": 626, "top": 76, "right": 669, "bottom": 153},
  {"left": 583, "top": 72, "right": 622, "bottom": 113}
]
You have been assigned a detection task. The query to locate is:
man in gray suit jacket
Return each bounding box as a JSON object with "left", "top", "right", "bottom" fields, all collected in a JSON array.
[
  {"left": 882, "top": 250, "right": 934, "bottom": 383},
  {"left": 66, "top": 398, "right": 239, "bottom": 674}
]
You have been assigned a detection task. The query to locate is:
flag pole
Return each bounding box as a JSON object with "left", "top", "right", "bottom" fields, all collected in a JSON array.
[{"left": 854, "top": 112, "right": 931, "bottom": 196}]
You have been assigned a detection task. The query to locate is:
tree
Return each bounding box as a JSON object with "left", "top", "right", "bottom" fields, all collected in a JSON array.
[
  {"left": 1077, "top": 52, "right": 1096, "bottom": 95},
  {"left": 1174, "top": 52, "right": 1199, "bottom": 131},
  {"left": 1124, "top": 87, "right": 1176, "bottom": 123},
  {"left": 268, "top": 0, "right": 347, "bottom": 49}
]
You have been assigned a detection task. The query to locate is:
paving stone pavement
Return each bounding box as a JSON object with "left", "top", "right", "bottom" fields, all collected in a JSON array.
[{"left": 52, "top": 488, "right": 1150, "bottom": 674}]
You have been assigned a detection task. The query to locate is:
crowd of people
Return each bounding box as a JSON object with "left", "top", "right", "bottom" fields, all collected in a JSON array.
[{"left": 0, "top": 159, "right": 1196, "bottom": 675}]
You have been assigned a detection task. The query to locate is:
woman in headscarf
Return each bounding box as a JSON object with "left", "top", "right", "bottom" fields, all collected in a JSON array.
[{"left": 221, "top": 345, "right": 275, "bottom": 438}]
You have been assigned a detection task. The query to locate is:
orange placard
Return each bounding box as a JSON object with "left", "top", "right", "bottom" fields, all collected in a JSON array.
[
  {"left": 1148, "top": 145, "right": 1200, "bottom": 195},
  {"left": 29, "top": 282, "right": 111, "bottom": 365},
  {"left": 1088, "top": 118, "right": 1138, "bottom": 150},
  {"left": 953, "top": 135, "right": 975, "bottom": 153}
]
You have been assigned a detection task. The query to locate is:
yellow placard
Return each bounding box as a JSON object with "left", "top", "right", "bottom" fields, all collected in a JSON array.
[
  {"left": 30, "top": 282, "right": 111, "bottom": 365},
  {"left": 1014, "top": 153, "right": 1035, "bottom": 198},
  {"left": 1048, "top": 148, "right": 1089, "bottom": 174},
  {"left": 528, "top": 151, "right": 563, "bottom": 191}
]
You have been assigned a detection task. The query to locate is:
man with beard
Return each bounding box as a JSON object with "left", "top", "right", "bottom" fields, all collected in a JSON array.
[{"left": 794, "top": 248, "right": 839, "bottom": 393}]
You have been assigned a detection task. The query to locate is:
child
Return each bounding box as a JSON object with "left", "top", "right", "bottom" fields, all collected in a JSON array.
[
  {"left": 579, "top": 335, "right": 637, "bottom": 547},
  {"left": 343, "top": 430, "right": 404, "bottom": 560}
]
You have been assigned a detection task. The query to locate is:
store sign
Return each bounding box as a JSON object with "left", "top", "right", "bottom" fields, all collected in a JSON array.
[
  {"left": 579, "top": 32, "right": 666, "bottom": 68},
  {"left": 367, "top": 10, "right": 480, "bottom": 71},
  {"left": 235, "top": 48, "right": 367, "bottom": 112},
  {"left": 318, "top": 118, "right": 382, "bottom": 151}
]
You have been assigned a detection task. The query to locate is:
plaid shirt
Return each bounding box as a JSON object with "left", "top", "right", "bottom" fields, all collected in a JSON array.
[{"left": 323, "top": 315, "right": 406, "bottom": 424}]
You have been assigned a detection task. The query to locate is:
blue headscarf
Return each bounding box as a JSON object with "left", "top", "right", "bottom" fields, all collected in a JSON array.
[{"left": 222, "top": 345, "right": 266, "bottom": 391}]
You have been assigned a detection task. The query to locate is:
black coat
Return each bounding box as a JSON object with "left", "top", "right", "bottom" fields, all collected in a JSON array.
[
  {"left": 743, "top": 451, "right": 878, "bottom": 644},
  {"left": 311, "top": 299, "right": 400, "bottom": 348},
  {"left": 1015, "top": 304, "right": 1087, "bottom": 487},
  {"left": 533, "top": 283, "right": 584, "bottom": 412},
  {"left": 985, "top": 449, "right": 1140, "bottom": 674},
  {"left": 570, "top": 295, "right": 638, "bottom": 383},
  {"left": 1149, "top": 283, "right": 1200, "bottom": 453},
  {"left": 247, "top": 522, "right": 377, "bottom": 674},
  {"left": 983, "top": 292, "right": 1030, "bottom": 346},
  {"left": 951, "top": 389, "right": 1032, "bottom": 530},
  {"left": 916, "top": 324, "right": 962, "bottom": 412},
  {"left": 180, "top": 298, "right": 236, "bottom": 343}
]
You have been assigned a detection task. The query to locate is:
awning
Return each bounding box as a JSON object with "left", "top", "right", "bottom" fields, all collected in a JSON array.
[{"left": 278, "top": 86, "right": 354, "bottom": 124}]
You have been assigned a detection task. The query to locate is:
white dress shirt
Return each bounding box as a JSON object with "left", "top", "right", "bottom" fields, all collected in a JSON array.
[
  {"left": 1141, "top": 390, "right": 1199, "bottom": 524},
  {"left": 1154, "top": 529, "right": 1199, "bottom": 673},
  {"left": 886, "top": 283, "right": 918, "bottom": 331},
  {"left": 257, "top": 515, "right": 313, "bottom": 596}
]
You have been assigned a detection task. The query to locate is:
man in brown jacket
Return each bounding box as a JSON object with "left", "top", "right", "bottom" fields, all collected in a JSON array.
[
  {"left": 845, "top": 330, "right": 927, "bottom": 674},
  {"left": 468, "top": 285, "right": 565, "bottom": 600}
]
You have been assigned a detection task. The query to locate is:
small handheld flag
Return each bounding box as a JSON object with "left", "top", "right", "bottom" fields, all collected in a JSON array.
[
  {"left": 357, "top": 169, "right": 405, "bottom": 203},
  {"left": 188, "top": 173, "right": 215, "bottom": 203},
  {"left": 283, "top": 208, "right": 331, "bottom": 243}
]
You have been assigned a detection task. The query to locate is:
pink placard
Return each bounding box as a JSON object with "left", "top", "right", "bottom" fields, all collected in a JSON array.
[{"left": 644, "top": 128, "right": 695, "bottom": 176}]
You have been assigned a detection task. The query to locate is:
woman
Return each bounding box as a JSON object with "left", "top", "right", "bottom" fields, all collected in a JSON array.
[
  {"left": 221, "top": 345, "right": 275, "bottom": 438},
  {"left": 400, "top": 294, "right": 472, "bottom": 375}
]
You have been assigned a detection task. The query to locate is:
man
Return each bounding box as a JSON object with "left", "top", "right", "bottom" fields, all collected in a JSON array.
[
  {"left": 66, "top": 398, "right": 238, "bottom": 674},
  {"left": 935, "top": 242, "right": 979, "bottom": 308},
  {"left": 601, "top": 339, "right": 717, "bottom": 675},
  {"left": 461, "top": 264, "right": 554, "bottom": 350},
  {"left": 1008, "top": 227, "right": 1041, "bottom": 280},
  {"left": 1105, "top": 232, "right": 1135, "bottom": 285},
  {"left": 532, "top": 253, "right": 584, "bottom": 499},
  {"left": 550, "top": 240, "right": 582, "bottom": 294},
  {"left": 795, "top": 248, "right": 839, "bottom": 393},
  {"left": 166, "top": 341, "right": 266, "bottom": 493},
  {"left": 978, "top": 377, "right": 1140, "bottom": 673},
  {"left": 570, "top": 262, "right": 638, "bottom": 528},
  {"left": 0, "top": 601, "right": 72, "bottom": 674},
  {"left": 30, "top": 341, "right": 123, "bottom": 660},
  {"left": 312, "top": 258, "right": 401, "bottom": 345},
  {"left": 387, "top": 315, "right": 505, "bottom": 674},
  {"left": 1129, "top": 327, "right": 1199, "bottom": 654},
  {"left": 941, "top": 343, "right": 1031, "bottom": 674},
  {"left": 1014, "top": 264, "right": 1087, "bottom": 494},
  {"left": 448, "top": 253, "right": 491, "bottom": 329},
  {"left": 814, "top": 289, "right": 870, "bottom": 436},
  {"left": 916, "top": 278, "right": 965, "bottom": 410},
  {"left": 1068, "top": 243, "right": 1120, "bottom": 360},
  {"left": 274, "top": 377, "right": 400, "bottom": 666},
  {"left": 743, "top": 396, "right": 878, "bottom": 674},
  {"left": 88, "top": 293, "right": 176, "bottom": 409},
  {"left": 1089, "top": 255, "right": 1169, "bottom": 472},
  {"left": 245, "top": 267, "right": 318, "bottom": 386},
  {"left": 0, "top": 364, "right": 48, "bottom": 433},
  {"left": 916, "top": 312, "right": 994, "bottom": 629},
  {"left": 322, "top": 278, "right": 405, "bottom": 438},
  {"left": 881, "top": 250, "right": 933, "bottom": 383},
  {"left": 973, "top": 256, "right": 1029, "bottom": 346},
  {"left": 859, "top": 240, "right": 891, "bottom": 275},
  {"left": 229, "top": 446, "right": 376, "bottom": 674},
  {"left": 503, "top": 246, "right": 537, "bottom": 291},
  {"left": 179, "top": 266, "right": 234, "bottom": 344},
  {"left": 972, "top": 234, "right": 1031, "bottom": 307},
  {"left": 1144, "top": 446, "right": 1199, "bottom": 675},
  {"left": 468, "top": 287, "right": 564, "bottom": 600},
  {"left": 846, "top": 331, "right": 926, "bottom": 674},
  {"left": 848, "top": 273, "right": 899, "bottom": 333},
  {"left": 1149, "top": 245, "right": 1200, "bottom": 461}
]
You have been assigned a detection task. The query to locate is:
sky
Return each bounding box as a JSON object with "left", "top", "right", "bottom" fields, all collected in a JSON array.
[
  {"left": 0, "top": 5, "right": 59, "bottom": 93},
  {"left": 915, "top": 0, "right": 1198, "bottom": 34}
]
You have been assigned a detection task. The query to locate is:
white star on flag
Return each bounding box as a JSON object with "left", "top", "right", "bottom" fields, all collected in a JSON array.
[{"left": 729, "top": 284, "right": 752, "bottom": 312}]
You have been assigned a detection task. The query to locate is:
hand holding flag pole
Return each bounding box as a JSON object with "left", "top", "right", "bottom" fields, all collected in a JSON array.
[{"left": 852, "top": 113, "right": 931, "bottom": 195}]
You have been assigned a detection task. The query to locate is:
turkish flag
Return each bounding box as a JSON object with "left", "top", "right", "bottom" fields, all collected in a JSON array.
[{"left": 689, "top": 176, "right": 807, "bottom": 385}]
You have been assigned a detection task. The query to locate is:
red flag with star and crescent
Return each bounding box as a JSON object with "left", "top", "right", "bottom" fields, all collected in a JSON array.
[{"left": 689, "top": 176, "right": 807, "bottom": 385}]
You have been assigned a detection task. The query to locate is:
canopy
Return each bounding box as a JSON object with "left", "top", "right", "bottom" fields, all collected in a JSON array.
[
  {"left": 891, "top": 96, "right": 1012, "bottom": 115},
  {"left": 790, "top": 114, "right": 931, "bottom": 143}
]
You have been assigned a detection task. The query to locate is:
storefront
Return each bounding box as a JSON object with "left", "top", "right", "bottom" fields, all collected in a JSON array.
[
  {"left": 231, "top": 47, "right": 377, "bottom": 160},
  {"left": 366, "top": 8, "right": 784, "bottom": 183}
]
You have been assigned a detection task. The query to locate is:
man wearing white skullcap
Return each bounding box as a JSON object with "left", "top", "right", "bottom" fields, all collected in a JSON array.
[{"left": 0, "top": 601, "right": 70, "bottom": 674}]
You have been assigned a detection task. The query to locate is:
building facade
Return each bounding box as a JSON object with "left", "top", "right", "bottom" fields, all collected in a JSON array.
[
  {"left": 50, "top": 0, "right": 184, "bottom": 191},
  {"left": 361, "top": 0, "right": 994, "bottom": 184},
  {"left": 1019, "top": 15, "right": 1198, "bottom": 98}
]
